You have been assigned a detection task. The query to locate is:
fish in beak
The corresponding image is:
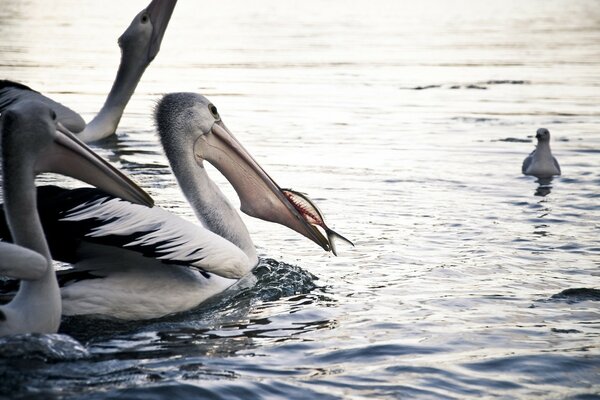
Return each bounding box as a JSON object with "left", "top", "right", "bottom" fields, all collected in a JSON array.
[
  {"left": 282, "top": 188, "right": 354, "bottom": 255},
  {"left": 36, "top": 122, "right": 154, "bottom": 207},
  {"left": 145, "top": 0, "right": 177, "bottom": 62},
  {"left": 194, "top": 120, "right": 351, "bottom": 254}
]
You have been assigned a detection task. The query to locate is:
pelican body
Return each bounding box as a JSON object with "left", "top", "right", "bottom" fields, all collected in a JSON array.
[
  {"left": 0, "top": 0, "right": 176, "bottom": 142},
  {"left": 522, "top": 128, "right": 561, "bottom": 178},
  {"left": 0, "top": 93, "right": 345, "bottom": 321},
  {"left": 0, "top": 100, "right": 153, "bottom": 335}
]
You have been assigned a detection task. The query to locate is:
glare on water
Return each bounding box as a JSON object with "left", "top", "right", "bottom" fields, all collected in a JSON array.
[{"left": 0, "top": 0, "right": 599, "bottom": 398}]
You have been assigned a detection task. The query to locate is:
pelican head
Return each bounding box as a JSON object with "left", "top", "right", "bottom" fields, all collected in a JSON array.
[
  {"left": 155, "top": 93, "right": 332, "bottom": 252},
  {"left": 535, "top": 128, "right": 551, "bottom": 142},
  {"left": 118, "top": 0, "right": 177, "bottom": 64},
  {"left": 1, "top": 100, "right": 154, "bottom": 207}
]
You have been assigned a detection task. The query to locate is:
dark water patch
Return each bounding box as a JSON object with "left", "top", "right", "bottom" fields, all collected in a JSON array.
[
  {"left": 556, "top": 243, "right": 583, "bottom": 251},
  {"left": 113, "top": 148, "right": 162, "bottom": 156},
  {"left": 387, "top": 364, "right": 522, "bottom": 392},
  {"left": 551, "top": 328, "right": 582, "bottom": 334},
  {"left": 449, "top": 84, "right": 487, "bottom": 90},
  {"left": 526, "top": 217, "right": 565, "bottom": 224},
  {"left": 408, "top": 84, "right": 490, "bottom": 91},
  {"left": 310, "top": 343, "right": 440, "bottom": 364},
  {"left": 510, "top": 201, "right": 530, "bottom": 206},
  {"left": 411, "top": 84, "right": 442, "bottom": 90},
  {"left": 484, "top": 80, "right": 530, "bottom": 85},
  {"left": 121, "top": 160, "right": 171, "bottom": 171},
  {"left": 550, "top": 288, "right": 600, "bottom": 303},
  {"left": 310, "top": 375, "right": 456, "bottom": 400},
  {"left": 81, "top": 380, "right": 341, "bottom": 400},
  {"left": 452, "top": 116, "right": 500, "bottom": 124},
  {"left": 493, "top": 137, "right": 531, "bottom": 143},
  {"left": 572, "top": 149, "right": 600, "bottom": 154},
  {"left": 383, "top": 178, "right": 422, "bottom": 184},
  {"left": 568, "top": 395, "right": 600, "bottom": 400},
  {"left": 561, "top": 177, "right": 583, "bottom": 184},
  {"left": 410, "top": 79, "right": 530, "bottom": 90},
  {"left": 462, "top": 354, "right": 600, "bottom": 386},
  {"left": 409, "top": 84, "right": 487, "bottom": 90}
]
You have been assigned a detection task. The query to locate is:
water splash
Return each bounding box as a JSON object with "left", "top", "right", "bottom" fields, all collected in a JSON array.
[
  {"left": 0, "top": 333, "right": 88, "bottom": 361},
  {"left": 59, "top": 258, "right": 320, "bottom": 342},
  {"left": 232, "top": 258, "right": 319, "bottom": 302}
]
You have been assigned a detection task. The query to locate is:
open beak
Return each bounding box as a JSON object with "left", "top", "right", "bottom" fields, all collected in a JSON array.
[
  {"left": 194, "top": 121, "right": 330, "bottom": 251},
  {"left": 34, "top": 123, "right": 154, "bottom": 207},
  {"left": 146, "top": 0, "right": 177, "bottom": 61}
]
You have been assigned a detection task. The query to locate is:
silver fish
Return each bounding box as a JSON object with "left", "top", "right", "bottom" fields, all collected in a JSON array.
[{"left": 282, "top": 189, "right": 354, "bottom": 255}]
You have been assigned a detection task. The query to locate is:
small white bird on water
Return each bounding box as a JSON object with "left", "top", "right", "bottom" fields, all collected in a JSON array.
[{"left": 522, "top": 128, "right": 561, "bottom": 178}]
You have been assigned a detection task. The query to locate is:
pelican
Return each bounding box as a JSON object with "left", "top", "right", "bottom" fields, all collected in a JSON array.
[
  {"left": 0, "top": 100, "right": 153, "bottom": 335},
  {"left": 0, "top": 0, "right": 176, "bottom": 143},
  {"left": 0, "top": 93, "right": 343, "bottom": 320},
  {"left": 522, "top": 128, "right": 561, "bottom": 178}
]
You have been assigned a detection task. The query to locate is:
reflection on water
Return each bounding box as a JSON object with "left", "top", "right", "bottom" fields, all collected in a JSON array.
[
  {"left": 534, "top": 177, "right": 554, "bottom": 197},
  {"left": 1, "top": 0, "right": 600, "bottom": 398},
  {"left": 535, "top": 178, "right": 552, "bottom": 197}
]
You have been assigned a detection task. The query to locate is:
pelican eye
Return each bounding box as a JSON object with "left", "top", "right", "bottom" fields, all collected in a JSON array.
[
  {"left": 141, "top": 13, "right": 149, "bottom": 23},
  {"left": 209, "top": 104, "right": 219, "bottom": 119}
]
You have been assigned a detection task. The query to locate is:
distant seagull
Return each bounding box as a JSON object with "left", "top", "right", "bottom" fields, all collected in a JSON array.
[{"left": 522, "top": 128, "right": 561, "bottom": 178}]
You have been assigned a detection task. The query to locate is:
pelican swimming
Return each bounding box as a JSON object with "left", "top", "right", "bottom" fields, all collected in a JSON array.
[
  {"left": 0, "top": 100, "right": 153, "bottom": 335},
  {"left": 522, "top": 128, "right": 561, "bottom": 178},
  {"left": 0, "top": 93, "right": 347, "bottom": 320},
  {"left": 0, "top": 0, "right": 176, "bottom": 143}
]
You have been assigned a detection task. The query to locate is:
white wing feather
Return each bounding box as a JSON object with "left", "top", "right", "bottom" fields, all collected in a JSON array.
[{"left": 62, "top": 197, "right": 254, "bottom": 279}]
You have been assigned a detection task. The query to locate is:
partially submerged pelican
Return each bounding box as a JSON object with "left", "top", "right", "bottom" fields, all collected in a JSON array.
[
  {"left": 0, "top": 93, "right": 350, "bottom": 320},
  {"left": 0, "top": 0, "right": 176, "bottom": 143},
  {"left": 522, "top": 128, "right": 561, "bottom": 178},
  {"left": 0, "top": 100, "right": 153, "bottom": 335}
]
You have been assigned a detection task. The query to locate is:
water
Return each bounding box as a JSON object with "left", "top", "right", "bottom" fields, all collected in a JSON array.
[{"left": 1, "top": 0, "right": 599, "bottom": 398}]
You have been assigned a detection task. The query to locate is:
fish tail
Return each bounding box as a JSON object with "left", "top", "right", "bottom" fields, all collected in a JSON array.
[{"left": 326, "top": 228, "right": 354, "bottom": 256}]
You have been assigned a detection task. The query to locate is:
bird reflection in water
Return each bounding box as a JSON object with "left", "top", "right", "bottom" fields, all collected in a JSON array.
[{"left": 534, "top": 177, "right": 554, "bottom": 197}]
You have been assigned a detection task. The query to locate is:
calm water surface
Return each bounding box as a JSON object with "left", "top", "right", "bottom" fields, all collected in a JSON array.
[{"left": 0, "top": 0, "right": 599, "bottom": 398}]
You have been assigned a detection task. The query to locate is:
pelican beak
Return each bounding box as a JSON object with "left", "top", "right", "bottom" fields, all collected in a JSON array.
[
  {"left": 145, "top": 0, "right": 177, "bottom": 62},
  {"left": 35, "top": 123, "right": 154, "bottom": 207},
  {"left": 194, "top": 121, "right": 330, "bottom": 251}
]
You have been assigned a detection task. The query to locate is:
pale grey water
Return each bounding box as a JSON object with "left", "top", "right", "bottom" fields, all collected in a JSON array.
[{"left": 1, "top": 0, "right": 599, "bottom": 398}]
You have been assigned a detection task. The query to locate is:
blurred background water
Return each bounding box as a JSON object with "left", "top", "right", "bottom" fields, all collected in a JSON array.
[{"left": 0, "top": 0, "right": 599, "bottom": 398}]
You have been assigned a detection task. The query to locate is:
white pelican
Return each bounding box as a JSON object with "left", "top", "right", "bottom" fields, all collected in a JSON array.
[
  {"left": 0, "top": 100, "right": 154, "bottom": 335},
  {"left": 0, "top": 93, "right": 346, "bottom": 320},
  {"left": 522, "top": 128, "right": 561, "bottom": 178},
  {"left": 0, "top": 0, "right": 176, "bottom": 143}
]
